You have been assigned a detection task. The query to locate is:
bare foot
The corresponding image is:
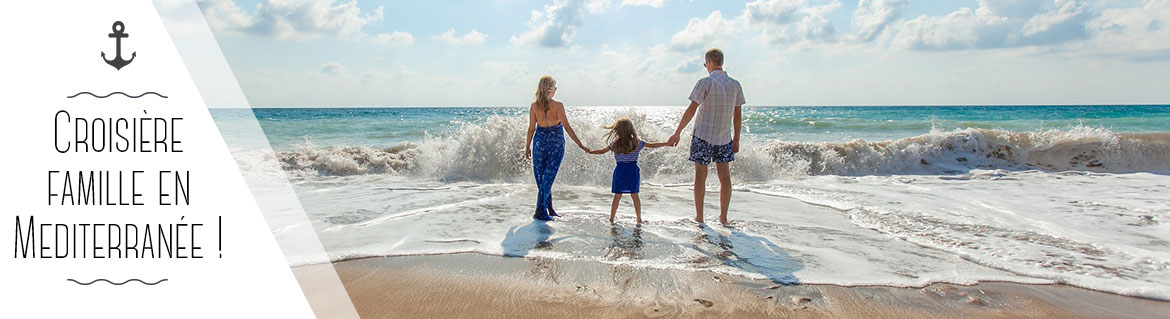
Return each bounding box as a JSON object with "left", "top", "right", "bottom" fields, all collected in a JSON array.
[
  {"left": 694, "top": 217, "right": 703, "bottom": 223},
  {"left": 719, "top": 216, "right": 729, "bottom": 226},
  {"left": 609, "top": 217, "right": 615, "bottom": 223},
  {"left": 636, "top": 219, "right": 643, "bottom": 224}
]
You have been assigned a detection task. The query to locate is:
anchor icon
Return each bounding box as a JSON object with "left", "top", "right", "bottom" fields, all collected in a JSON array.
[{"left": 101, "top": 21, "right": 135, "bottom": 70}]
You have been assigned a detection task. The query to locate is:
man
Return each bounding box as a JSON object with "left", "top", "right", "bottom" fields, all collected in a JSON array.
[{"left": 667, "top": 48, "right": 745, "bottom": 225}]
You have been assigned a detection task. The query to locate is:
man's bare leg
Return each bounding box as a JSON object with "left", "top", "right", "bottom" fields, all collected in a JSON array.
[
  {"left": 716, "top": 162, "right": 732, "bottom": 225},
  {"left": 694, "top": 163, "right": 708, "bottom": 223}
]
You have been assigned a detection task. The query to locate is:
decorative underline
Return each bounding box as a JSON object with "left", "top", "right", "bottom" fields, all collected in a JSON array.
[
  {"left": 67, "top": 92, "right": 168, "bottom": 99},
  {"left": 67, "top": 278, "right": 168, "bottom": 285}
]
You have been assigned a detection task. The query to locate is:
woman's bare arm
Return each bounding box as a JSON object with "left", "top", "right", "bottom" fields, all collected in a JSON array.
[
  {"left": 557, "top": 102, "right": 587, "bottom": 151},
  {"left": 525, "top": 104, "right": 537, "bottom": 159}
]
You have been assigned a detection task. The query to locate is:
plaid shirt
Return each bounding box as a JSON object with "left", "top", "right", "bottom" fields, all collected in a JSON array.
[{"left": 688, "top": 70, "right": 745, "bottom": 145}]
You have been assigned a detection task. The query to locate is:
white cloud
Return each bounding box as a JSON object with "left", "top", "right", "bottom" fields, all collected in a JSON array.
[
  {"left": 1017, "top": 0, "right": 1094, "bottom": 44},
  {"left": 979, "top": 0, "right": 1046, "bottom": 19},
  {"left": 893, "top": 7, "right": 1004, "bottom": 50},
  {"left": 510, "top": 0, "right": 586, "bottom": 48},
  {"left": 372, "top": 31, "right": 415, "bottom": 46},
  {"left": 851, "top": 0, "right": 909, "bottom": 42},
  {"left": 668, "top": 11, "right": 738, "bottom": 51},
  {"left": 892, "top": 0, "right": 1093, "bottom": 51},
  {"left": 745, "top": 0, "right": 805, "bottom": 25},
  {"left": 321, "top": 61, "right": 346, "bottom": 75},
  {"left": 509, "top": 0, "right": 669, "bottom": 48},
  {"left": 585, "top": 0, "right": 613, "bottom": 13},
  {"left": 432, "top": 28, "right": 487, "bottom": 45},
  {"left": 744, "top": 0, "right": 843, "bottom": 44},
  {"left": 199, "top": 0, "right": 385, "bottom": 40},
  {"left": 199, "top": 0, "right": 418, "bottom": 47},
  {"left": 198, "top": 0, "right": 255, "bottom": 32},
  {"left": 676, "top": 56, "right": 704, "bottom": 73},
  {"left": 585, "top": 0, "right": 666, "bottom": 13},
  {"left": 1082, "top": 0, "right": 1170, "bottom": 61},
  {"left": 622, "top": 0, "right": 666, "bottom": 8}
]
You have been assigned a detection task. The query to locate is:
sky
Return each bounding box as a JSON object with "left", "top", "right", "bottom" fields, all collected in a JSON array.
[{"left": 196, "top": 0, "right": 1170, "bottom": 107}]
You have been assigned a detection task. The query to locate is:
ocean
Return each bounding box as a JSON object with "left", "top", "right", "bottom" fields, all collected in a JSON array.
[{"left": 212, "top": 105, "right": 1170, "bottom": 300}]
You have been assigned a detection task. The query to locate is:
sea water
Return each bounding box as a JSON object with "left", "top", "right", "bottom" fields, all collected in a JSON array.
[{"left": 212, "top": 105, "right": 1170, "bottom": 300}]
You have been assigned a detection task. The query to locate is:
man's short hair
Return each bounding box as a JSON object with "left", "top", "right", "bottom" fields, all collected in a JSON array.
[{"left": 705, "top": 48, "right": 724, "bottom": 66}]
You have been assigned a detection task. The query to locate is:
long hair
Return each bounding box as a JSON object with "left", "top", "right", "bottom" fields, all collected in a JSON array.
[
  {"left": 534, "top": 75, "right": 556, "bottom": 113},
  {"left": 604, "top": 118, "right": 639, "bottom": 154}
]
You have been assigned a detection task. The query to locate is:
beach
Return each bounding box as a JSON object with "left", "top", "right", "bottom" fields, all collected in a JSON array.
[
  {"left": 295, "top": 253, "right": 1170, "bottom": 318},
  {"left": 212, "top": 105, "right": 1170, "bottom": 316}
]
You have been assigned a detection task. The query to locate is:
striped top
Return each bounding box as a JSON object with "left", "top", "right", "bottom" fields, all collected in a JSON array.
[
  {"left": 613, "top": 140, "right": 645, "bottom": 163},
  {"left": 688, "top": 70, "right": 745, "bottom": 145}
]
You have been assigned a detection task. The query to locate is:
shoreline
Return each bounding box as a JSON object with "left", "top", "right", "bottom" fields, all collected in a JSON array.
[{"left": 294, "top": 253, "right": 1170, "bottom": 318}]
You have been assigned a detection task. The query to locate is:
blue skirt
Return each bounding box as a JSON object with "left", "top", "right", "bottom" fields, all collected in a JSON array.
[{"left": 612, "top": 162, "right": 640, "bottom": 194}]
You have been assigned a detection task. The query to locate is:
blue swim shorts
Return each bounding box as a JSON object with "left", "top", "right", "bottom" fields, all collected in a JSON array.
[{"left": 688, "top": 135, "right": 734, "bottom": 165}]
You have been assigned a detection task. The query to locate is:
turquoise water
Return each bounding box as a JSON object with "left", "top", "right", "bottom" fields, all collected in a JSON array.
[{"left": 211, "top": 105, "right": 1170, "bottom": 150}]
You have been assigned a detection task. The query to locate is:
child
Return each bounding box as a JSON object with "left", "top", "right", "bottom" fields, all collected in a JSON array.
[{"left": 586, "top": 119, "right": 671, "bottom": 224}]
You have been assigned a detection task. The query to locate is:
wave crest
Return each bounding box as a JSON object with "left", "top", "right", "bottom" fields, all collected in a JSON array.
[
  {"left": 267, "top": 116, "right": 1170, "bottom": 181},
  {"left": 278, "top": 144, "right": 420, "bottom": 176}
]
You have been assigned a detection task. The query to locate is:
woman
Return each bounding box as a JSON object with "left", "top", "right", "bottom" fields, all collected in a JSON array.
[{"left": 525, "top": 75, "right": 587, "bottom": 221}]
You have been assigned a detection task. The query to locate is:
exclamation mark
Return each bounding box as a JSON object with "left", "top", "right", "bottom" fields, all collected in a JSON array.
[{"left": 218, "top": 216, "right": 223, "bottom": 258}]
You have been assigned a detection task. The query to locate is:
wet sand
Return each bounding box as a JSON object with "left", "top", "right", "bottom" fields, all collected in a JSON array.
[{"left": 293, "top": 253, "right": 1170, "bottom": 318}]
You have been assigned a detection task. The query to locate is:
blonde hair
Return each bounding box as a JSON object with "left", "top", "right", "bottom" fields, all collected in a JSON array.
[
  {"left": 534, "top": 75, "right": 557, "bottom": 113},
  {"left": 604, "top": 118, "right": 639, "bottom": 154}
]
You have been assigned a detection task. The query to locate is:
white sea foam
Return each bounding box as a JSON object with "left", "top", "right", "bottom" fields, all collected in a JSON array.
[
  {"left": 254, "top": 169, "right": 1170, "bottom": 299},
  {"left": 229, "top": 114, "right": 1170, "bottom": 300},
  {"left": 263, "top": 115, "right": 1170, "bottom": 182}
]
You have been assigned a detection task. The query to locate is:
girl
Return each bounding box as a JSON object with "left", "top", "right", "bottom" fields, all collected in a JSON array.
[
  {"left": 586, "top": 118, "right": 670, "bottom": 224},
  {"left": 525, "top": 75, "right": 588, "bottom": 221}
]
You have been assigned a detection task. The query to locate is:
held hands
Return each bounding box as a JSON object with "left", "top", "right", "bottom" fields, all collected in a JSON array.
[{"left": 667, "top": 133, "right": 681, "bottom": 147}]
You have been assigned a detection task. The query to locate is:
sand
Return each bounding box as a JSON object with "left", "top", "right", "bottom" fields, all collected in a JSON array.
[{"left": 291, "top": 253, "right": 1170, "bottom": 318}]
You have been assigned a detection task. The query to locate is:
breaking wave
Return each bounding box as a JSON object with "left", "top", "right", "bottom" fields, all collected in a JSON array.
[{"left": 265, "top": 116, "right": 1170, "bottom": 182}]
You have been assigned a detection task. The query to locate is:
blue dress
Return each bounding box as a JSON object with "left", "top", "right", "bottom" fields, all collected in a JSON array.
[
  {"left": 532, "top": 123, "right": 564, "bottom": 220},
  {"left": 611, "top": 140, "right": 644, "bottom": 194}
]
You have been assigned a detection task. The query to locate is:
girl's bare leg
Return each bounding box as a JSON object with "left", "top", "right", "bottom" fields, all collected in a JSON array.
[
  {"left": 610, "top": 194, "right": 622, "bottom": 223},
  {"left": 631, "top": 193, "right": 642, "bottom": 224}
]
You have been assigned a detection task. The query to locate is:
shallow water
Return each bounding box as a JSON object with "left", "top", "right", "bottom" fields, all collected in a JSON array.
[{"left": 212, "top": 106, "right": 1170, "bottom": 300}]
